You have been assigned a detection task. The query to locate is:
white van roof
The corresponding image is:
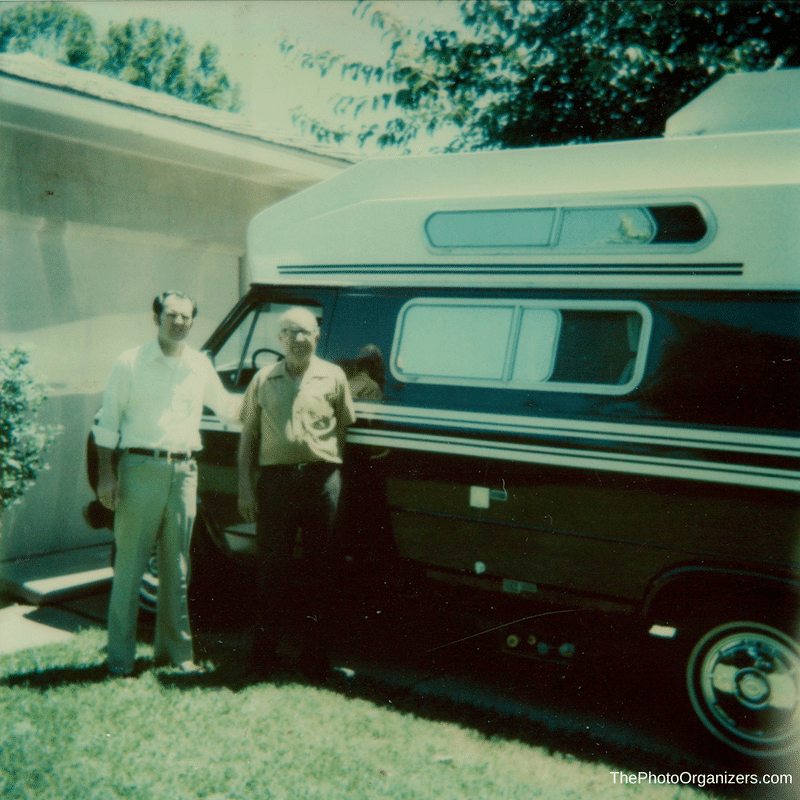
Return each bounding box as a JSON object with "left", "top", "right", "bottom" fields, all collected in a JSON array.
[
  {"left": 247, "top": 70, "right": 800, "bottom": 291},
  {"left": 665, "top": 69, "right": 800, "bottom": 137}
]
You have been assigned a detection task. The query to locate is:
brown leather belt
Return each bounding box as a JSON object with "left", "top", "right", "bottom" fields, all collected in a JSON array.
[
  {"left": 128, "top": 448, "right": 194, "bottom": 461},
  {"left": 262, "top": 461, "right": 333, "bottom": 472}
]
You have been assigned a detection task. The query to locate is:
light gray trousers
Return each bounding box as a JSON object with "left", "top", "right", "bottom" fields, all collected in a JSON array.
[{"left": 107, "top": 452, "right": 197, "bottom": 674}]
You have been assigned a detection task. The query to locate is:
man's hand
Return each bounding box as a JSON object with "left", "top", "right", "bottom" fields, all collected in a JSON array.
[
  {"left": 238, "top": 484, "right": 257, "bottom": 523},
  {"left": 97, "top": 474, "right": 119, "bottom": 511},
  {"left": 96, "top": 445, "right": 119, "bottom": 511}
]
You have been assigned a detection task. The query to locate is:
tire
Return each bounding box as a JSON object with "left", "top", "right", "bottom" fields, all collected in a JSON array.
[
  {"left": 686, "top": 620, "right": 800, "bottom": 758},
  {"left": 138, "top": 549, "right": 159, "bottom": 614}
]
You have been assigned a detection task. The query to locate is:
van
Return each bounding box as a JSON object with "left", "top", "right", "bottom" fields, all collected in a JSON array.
[{"left": 96, "top": 71, "right": 800, "bottom": 758}]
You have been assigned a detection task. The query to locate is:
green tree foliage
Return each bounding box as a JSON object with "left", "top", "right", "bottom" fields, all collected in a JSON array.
[
  {"left": 99, "top": 18, "right": 241, "bottom": 110},
  {"left": 0, "top": 1, "right": 95, "bottom": 67},
  {"left": 0, "top": 348, "right": 61, "bottom": 513},
  {"left": 0, "top": 2, "right": 241, "bottom": 111},
  {"left": 285, "top": 0, "right": 800, "bottom": 152}
]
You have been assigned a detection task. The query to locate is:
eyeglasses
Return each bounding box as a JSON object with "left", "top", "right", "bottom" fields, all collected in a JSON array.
[{"left": 281, "top": 327, "right": 317, "bottom": 338}]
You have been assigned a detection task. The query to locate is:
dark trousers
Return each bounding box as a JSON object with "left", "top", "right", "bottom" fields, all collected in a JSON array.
[{"left": 252, "top": 462, "right": 341, "bottom": 660}]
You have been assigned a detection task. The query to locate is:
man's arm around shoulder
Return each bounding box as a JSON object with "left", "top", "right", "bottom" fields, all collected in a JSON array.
[{"left": 96, "top": 446, "right": 119, "bottom": 511}]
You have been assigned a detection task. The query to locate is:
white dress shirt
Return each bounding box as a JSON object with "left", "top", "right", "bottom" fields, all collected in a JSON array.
[{"left": 93, "top": 340, "right": 240, "bottom": 452}]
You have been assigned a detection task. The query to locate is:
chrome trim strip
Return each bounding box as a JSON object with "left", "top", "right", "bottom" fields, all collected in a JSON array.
[
  {"left": 347, "top": 428, "right": 800, "bottom": 493},
  {"left": 200, "top": 408, "right": 800, "bottom": 489},
  {"left": 200, "top": 417, "right": 242, "bottom": 433},
  {"left": 351, "top": 403, "right": 800, "bottom": 458}
]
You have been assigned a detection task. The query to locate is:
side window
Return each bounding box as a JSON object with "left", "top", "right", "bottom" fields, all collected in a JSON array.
[
  {"left": 425, "top": 203, "right": 710, "bottom": 252},
  {"left": 396, "top": 303, "right": 515, "bottom": 381},
  {"left": 338, "top": 344, "right": 387, "bottom": 402},
  {"left": 213, "top": 303, "right": 322, "bottom": 391},
  {"left": 391, "top": 299, "right": 650, "bottom": 395},
  {"left": 511, "top": 308, "right": 560, "bottom": 383}
]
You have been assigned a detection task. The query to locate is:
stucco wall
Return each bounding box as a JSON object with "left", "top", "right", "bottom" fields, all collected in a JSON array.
[{"left": 0, "top": 113, "right": 331, "bottom": 562}]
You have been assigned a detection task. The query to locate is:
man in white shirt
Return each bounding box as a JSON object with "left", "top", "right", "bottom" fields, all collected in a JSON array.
[{"left": 94, "top": 291, "right": 239, "bottom": 677}]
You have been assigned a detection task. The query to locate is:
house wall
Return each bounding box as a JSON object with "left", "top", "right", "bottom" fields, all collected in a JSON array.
[{"left": 0, "top": 112, "right": 336, "bottom": 562}]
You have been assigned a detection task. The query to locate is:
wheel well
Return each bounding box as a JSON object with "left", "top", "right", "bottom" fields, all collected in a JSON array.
[{"left": 644, "top": 566, "right": 800, "bottom": 630}]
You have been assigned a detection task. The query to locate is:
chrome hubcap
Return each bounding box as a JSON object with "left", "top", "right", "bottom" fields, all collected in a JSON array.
[
  {"left": 688, "top": 622, "right": 800, "bottom": 755},
  {"left": 736, "top": 668, "right": 771, "bottom": 707}
]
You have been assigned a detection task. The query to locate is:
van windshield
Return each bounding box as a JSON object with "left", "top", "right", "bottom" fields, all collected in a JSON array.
[{"left": 213, "top": 302, "right": 322, "bottom": 391}]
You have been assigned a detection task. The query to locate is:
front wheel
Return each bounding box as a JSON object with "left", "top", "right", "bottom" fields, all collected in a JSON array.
[
  {"left": 686, "top": 620, "right": 800, "bottom": 757},
  {"left": 138, "top": 549, "right": 159, "bottom": 614},
  {"left": 109, "top": 543, "right": 158, "bottom": 614}
]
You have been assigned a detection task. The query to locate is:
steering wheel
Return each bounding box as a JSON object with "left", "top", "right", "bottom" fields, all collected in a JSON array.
[{"left": 251, "top": 348, "right": 284, "bottom": 370}]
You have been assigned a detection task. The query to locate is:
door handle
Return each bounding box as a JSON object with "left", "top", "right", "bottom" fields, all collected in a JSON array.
[{"left": 470, "top": 486, "right": 508, "bottom": 508}]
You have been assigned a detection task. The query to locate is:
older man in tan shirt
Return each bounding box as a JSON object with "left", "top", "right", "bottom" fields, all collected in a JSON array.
[{"left": 238, "top": 306, "right": 355, "bottom": 681}]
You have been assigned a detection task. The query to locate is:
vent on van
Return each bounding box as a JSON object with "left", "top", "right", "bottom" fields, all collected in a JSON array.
[{"left": 425, "top": 204, "right": 709, "bottom": 251}]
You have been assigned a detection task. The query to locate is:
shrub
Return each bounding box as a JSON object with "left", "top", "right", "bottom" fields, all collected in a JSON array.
[{"left": 0, "top": 347, "right": 61, "bottom": 513}]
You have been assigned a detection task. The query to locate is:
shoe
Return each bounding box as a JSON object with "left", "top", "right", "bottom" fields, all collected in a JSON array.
[
  {"left": 175, "top": 661, "right": 205, "bottom": 675},
  {"left": 107, "top": 666, "right": 134, "bottom": 679}
]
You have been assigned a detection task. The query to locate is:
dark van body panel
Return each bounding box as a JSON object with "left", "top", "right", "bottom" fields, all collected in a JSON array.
[
  {"left": 197, "top": 283, "right": 800, "bottom": 625},
  {"left": 385, "top": 453, "right": 800, "bottom": 612},
  {"left": 201, "top": 78, "right": 800, "bottom": 757},
  {"left": 326, "top": 287, "right": 800, "bottom": 433}
]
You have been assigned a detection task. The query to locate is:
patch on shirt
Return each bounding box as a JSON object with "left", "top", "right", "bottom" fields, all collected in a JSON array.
[{"left": 290, "top": 381, "right": 337, "bottom": 439}]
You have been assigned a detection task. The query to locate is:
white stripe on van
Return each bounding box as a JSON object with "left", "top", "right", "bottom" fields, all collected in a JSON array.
[
  {"left": 346, "top": 427, "right": 800, "bottom": 493},
  {"left": 201, "top": 408, "right": 799, "bottom": 465},
  {"left": 351, "top": 403, "right": 800, "bottom": 459},
  {"left": 279, "top": 263, "right": 744, "bottom": 277}
]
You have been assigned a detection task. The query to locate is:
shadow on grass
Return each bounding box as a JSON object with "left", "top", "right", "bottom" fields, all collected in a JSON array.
[
  {"left": 301, "top": 672, "right": 787, "bottom": 800},
  {"left": 0, "top": 636, "right": 785, "bottom": 800},
  {"left": 2, "top": 589, "right": 786, "bottom": 800},
  {"left": 155, "top": 634, "right": 770, "bottom": 800},
  {"left": 1, "top": 657, "right": 154, "bottom": 689}
]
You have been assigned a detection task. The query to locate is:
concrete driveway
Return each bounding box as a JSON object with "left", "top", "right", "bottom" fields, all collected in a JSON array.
[{"left": 0, "top": 591, "right": 108, "bottom": 656}]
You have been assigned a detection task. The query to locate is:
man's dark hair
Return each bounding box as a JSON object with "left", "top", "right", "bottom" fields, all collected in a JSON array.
[{"left": 153, "top": 291, "right": 198, "bottom": 320}]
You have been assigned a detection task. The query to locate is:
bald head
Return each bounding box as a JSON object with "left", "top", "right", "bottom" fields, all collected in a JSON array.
[
  {"left": 278, "top": 307, "right": 321, "bottom": 375},
  {"left": 279, "top": 307, "right": 319, "bottom": 334}
]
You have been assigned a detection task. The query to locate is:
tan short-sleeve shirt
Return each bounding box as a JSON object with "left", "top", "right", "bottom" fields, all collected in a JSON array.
[{"left": 240, "top": 356, "right": 356, "bottom": 466}]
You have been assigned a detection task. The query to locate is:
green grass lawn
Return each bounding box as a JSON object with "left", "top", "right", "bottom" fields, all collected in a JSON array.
[{"left": 0, "top": 629, "right": 738, "bottom": 800}]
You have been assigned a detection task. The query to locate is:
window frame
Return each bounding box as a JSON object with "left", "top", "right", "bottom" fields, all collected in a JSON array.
[
  {"left": 424, "top": 199, "right": 714, "bottom": 255},
  {"left": 390, "top": 298, "right": 653, "bottom": 396},
  {"left": 211, "top": 301, "right": 323, "bottom": 391}
]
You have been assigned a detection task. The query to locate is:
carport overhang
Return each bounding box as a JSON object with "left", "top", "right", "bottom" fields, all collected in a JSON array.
[
  {"left": 0, "top": 52, "right": 354, "bottom": 194},
  {"left": 0, "top": 54, "right": 354, "bottom": 604}
]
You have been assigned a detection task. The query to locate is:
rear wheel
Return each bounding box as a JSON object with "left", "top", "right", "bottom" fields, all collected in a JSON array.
[{"left": 686, "top": 620, "right": 800, "bottom": 757}]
